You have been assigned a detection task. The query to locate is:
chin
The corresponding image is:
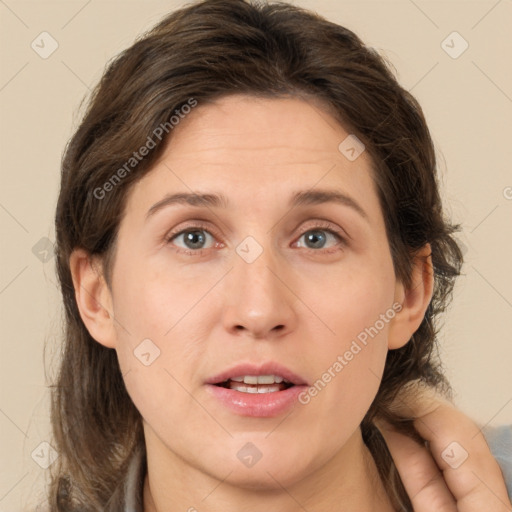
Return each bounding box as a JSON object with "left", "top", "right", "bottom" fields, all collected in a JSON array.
[
  {"left": 217, "top": 463, "right": 307, "bottom": 491},
  {"left": 196, "top": 441, "right": 318, "bottom": 491}
]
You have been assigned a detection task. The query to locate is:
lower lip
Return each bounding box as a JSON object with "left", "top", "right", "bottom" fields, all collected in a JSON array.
[{"left": 205, "top": 384, "right": 308, "bottom": 417}]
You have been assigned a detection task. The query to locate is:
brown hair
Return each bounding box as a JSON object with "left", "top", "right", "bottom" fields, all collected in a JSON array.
[{"left": 49, "top": 0, "right": 462, "bottom": 510}]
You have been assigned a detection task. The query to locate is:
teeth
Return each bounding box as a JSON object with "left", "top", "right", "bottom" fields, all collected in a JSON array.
[
  {"left": 228, "top": 374, "right": 288, "bottom": 385},
  {"left": 228, "top": 382, "right": 283, "bottom": 394},
  {"left": 223, "top": 374, "right": 294, "bottom": 394},
  {"left": 258, "top": 385, "right": 279, "bottom": 393}
]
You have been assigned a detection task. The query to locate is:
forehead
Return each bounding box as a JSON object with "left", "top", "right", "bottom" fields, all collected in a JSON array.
[
  {"left": 166, "top": 94, "right": 357, "bottom": 162},
  {"left": 123, "top": 94, "right": 380, "bottom": 223}
]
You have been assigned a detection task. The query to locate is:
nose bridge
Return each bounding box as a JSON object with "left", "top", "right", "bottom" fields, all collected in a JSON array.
[
  {"left": 236, "top": 235, "right": 279, "bottom": 295},
  {"left": 222, "top": 233, "right": 296, "bottom": 338}
]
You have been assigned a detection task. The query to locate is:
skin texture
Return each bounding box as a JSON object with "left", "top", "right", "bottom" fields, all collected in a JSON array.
[{"left": 70, "top": 95, "right": 434, "bottom": 511}]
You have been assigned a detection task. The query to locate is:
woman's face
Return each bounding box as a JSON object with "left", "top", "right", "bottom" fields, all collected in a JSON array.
[{"left": 106, "top": 95, "right": 405, "bottom": 487}]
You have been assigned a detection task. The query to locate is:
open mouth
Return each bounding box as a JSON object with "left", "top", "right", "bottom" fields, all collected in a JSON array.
[
  {"left": 213, "top": 375, "right": 295, "bottom": 394},
  {"left": 206, "top": 368, "right": 307, "bottom": 417}
]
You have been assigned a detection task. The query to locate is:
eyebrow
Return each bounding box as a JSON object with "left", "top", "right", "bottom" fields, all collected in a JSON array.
[{"left": 145, "top": 189, "right": 368, "bottom": 221}]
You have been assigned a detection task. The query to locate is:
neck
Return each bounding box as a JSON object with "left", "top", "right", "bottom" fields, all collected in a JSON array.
[{"left": 142, "top": 426, "right": 396, "bottom": 512}]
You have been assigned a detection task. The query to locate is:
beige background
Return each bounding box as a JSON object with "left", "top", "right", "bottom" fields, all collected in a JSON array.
[{"left": 1, "top": 0, "right": 511, "bottom": 510}]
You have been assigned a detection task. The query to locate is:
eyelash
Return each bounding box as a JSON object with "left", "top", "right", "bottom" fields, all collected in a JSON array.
[{"left": 165, "top": 221, "right": 347, "bottom": 257}]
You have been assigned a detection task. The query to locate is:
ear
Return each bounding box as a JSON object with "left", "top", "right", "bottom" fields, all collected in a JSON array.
[
  {"left": 388, "top": 244, "right": 434, "bottom": 350},
  {"left": 69, "top": 248, "right": 117, "bottom": 349}
]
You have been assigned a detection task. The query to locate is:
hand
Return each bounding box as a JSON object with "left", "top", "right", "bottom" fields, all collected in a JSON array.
[{"left": 375, "top": 382, "right": 512, "bottom": 511}]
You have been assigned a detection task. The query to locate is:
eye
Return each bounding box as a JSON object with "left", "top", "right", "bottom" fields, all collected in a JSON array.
[
  {"left": 165, "top": 221, "right": 346, "bottom": 256},
  {"left": 166, "top": 226, "right": 217, "bottom": 254},
  {"left": 295, "top": 227, "right": 344, "bottom": 251}
]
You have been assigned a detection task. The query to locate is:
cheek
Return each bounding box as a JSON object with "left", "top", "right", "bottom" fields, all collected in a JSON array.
[
  {"left": 294, "top": 256, "right": 395, "bottom": 429},
  {"left": 112, "top": 255, "right": 216, "bottom": 345},
  {"left": 296, "top": 324, "right": 389, "bottom": 449},
  {"left": 299, "top": 252, "right": 396, "bottom": 348},
  {"left": 111, "top": 260, "right": 215, "bottom": 423}
]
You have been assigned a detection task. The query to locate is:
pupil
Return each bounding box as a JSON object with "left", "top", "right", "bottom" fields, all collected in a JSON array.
[
  {"left": 306, "top": 230, "right": 326, "bottom": 248},
  {"left": 185, "top": 230, "right": 205, "bottom": 249}
]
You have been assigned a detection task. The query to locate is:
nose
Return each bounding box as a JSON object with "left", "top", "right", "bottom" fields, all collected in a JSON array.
[{"left": 221, "top": 241, "right": 298, "bottom": 340}]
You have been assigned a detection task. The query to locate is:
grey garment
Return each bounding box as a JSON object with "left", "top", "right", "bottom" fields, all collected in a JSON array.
[
  {"left": 123, "top": 426, "right": 512, "bottom": 510},
  {"left": 124, "top": 445, "right": 145, "bottom": 512},
  {"left": 484, "top": 424, "right": 512, "bottom": 502}
]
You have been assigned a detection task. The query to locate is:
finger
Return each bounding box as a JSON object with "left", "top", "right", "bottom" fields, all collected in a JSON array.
[
  {"left": 389, "top": 383, "right": 512, "bottom": 512},
  {"left": 415, "top": 404, "right": 512, "bottom": 512},
  {"left": 376, "top": 420, "right": 457, "bottom": 512}
]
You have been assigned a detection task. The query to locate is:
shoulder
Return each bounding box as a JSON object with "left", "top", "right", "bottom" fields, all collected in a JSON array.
[{"left": 483, "top": 424, "right": 512, "bottom": 502}]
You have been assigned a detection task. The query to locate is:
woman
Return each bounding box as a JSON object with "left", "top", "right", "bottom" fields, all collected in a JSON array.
[{"left": 49, "top": 0, "right": 511, "bottom": 510}]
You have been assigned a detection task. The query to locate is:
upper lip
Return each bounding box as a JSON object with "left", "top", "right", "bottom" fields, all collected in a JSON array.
[{"left": 206, "top": 361, "right": 309, "bottom": 386}]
